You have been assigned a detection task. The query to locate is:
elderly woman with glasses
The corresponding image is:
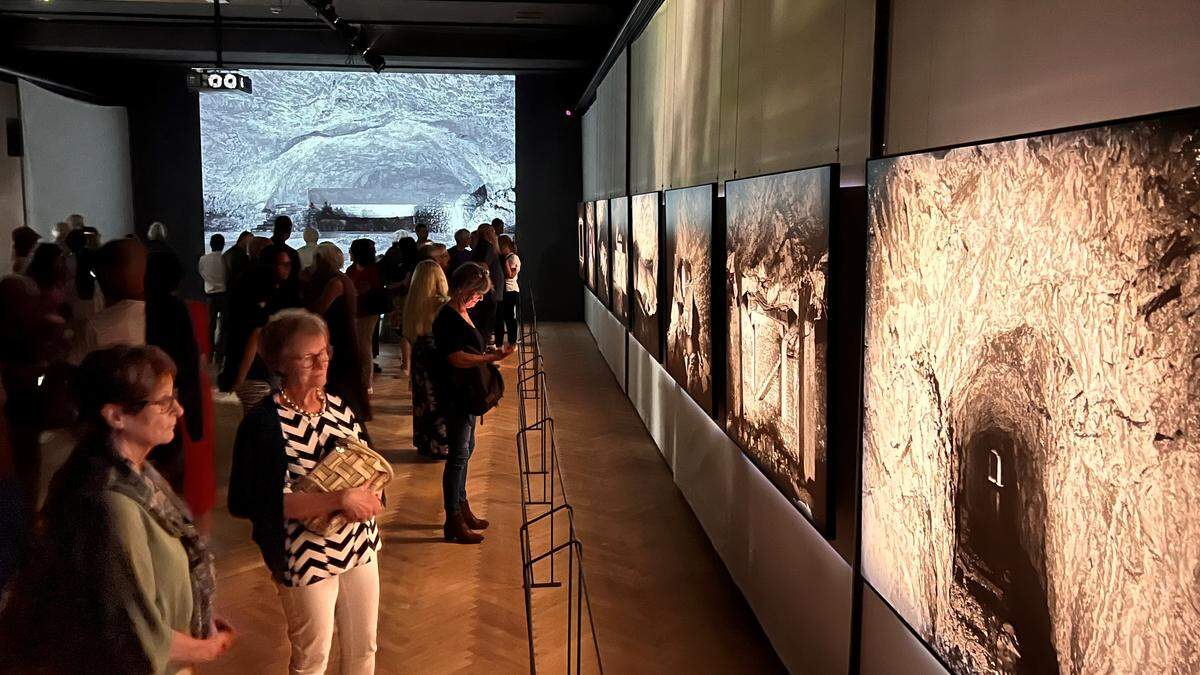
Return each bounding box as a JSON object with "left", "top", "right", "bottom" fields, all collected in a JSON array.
[
  {"left": 433, "top": 262, "right": 514, "bottom": 544},
  {"left": 228, "top": 308, "right": 383, "bottom": 675},
  {"left": 0, "top": 345, "right": 234, "bottom": 673}
]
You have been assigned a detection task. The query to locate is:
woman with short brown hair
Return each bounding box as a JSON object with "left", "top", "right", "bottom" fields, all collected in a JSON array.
[{"left": 0, "top": 344, "right": 233, "bottom": 673}]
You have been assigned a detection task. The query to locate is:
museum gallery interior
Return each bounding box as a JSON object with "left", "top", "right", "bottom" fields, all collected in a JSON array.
[{"left": 0, "top": 0, "right": 1198, "bottom": 673}]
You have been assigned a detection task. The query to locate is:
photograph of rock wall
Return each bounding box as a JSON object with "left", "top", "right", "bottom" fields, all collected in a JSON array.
[
  {"left": 665, "top": 184, "right": 715, "bottom": 415},
  {"left": 585, "top": 201, "right": 596, "bottom": 292},
  {"left": 861, "top": 111, "right": 1200, "bottom": 675},
  {"left": 631, "top": 192, "right": 661, "bottom": 359},
  {"left": 725, "top": 167, "right": 831, "bottom": 526},
  {"left": 612, "top": 196, "right": 630, "bottom": 325},
  {"left": 596, "top": 199, "right": 611, "bottom": 307},
  {"left": 577, "top": 202, "right": 586, "bottom": 282}
]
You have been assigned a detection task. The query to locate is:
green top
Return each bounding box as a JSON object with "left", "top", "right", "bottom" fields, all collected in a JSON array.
[{"left": 103, "top": 491, "right": 195, "bottom": 675}]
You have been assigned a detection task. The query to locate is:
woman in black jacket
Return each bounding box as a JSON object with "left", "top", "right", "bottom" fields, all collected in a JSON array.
[{"left": 433, "top": 263, "right": 513, "bottom": 544}]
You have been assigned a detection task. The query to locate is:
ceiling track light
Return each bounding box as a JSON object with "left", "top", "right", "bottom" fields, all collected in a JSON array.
[{"left": 301, "top": 0, "right": 386, "bottom": 73}]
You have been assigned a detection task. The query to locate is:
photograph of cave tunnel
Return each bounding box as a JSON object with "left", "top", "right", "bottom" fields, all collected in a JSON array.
[{"left": 0, "top": 1, "right": 1197, "bottom": 674}]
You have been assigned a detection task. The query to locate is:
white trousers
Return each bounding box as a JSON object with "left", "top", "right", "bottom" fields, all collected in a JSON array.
[{"left": 276, "top": 558, "right": 380, "bottom": 675}]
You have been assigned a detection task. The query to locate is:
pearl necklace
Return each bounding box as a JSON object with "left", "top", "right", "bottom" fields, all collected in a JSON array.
[{"left": 278, "top": 388, "right": 326, "bottom": 419}]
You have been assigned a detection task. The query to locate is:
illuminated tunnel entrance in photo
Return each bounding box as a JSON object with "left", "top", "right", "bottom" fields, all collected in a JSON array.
[{"left": 950, "top": 328, "right": 1059, "bottom": 674}]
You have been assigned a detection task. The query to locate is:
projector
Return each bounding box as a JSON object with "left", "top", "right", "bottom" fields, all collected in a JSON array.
[{"left": 187, "top": 69, "right": 252, "bottom": 94}]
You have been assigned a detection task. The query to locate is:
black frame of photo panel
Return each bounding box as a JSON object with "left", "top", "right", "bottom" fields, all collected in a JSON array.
[
  {"left": 629, "top": 189, "right": 664, "bottom": 361},
  {"left": 854, "top": 104, "right": 1200, "bottom": 675},
  {"left": 662, "top": 181, "right": 724, "bottom": 421},
  {"left": 722, "top": 162, "right": 839, "bottom": 537},
  {"left": 609, "top": 194, "right": 631, "bottom": 327}
]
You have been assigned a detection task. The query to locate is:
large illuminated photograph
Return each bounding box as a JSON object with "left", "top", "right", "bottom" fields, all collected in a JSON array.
[
  {"left": 596, "top": 199, "right": 611, "bottom": 307},
  {"left": 861, "top": 110, "right": 1200, "bottom": 674},
  {"left": 725, "top": 167, "right": 831, "bottom": 526},
  {"left": 611, "top": 196, "right": 630, "bottom": 325},
  {"left": 631, "top": 192, "right": 661, "bottom": 359},
  {"left": 664, "top": 184, "right": 715, "bottom": 416},
  {"left": 201, "top": 69, "right": 515, "bottom": 260},
  {"left": 585, "top": 201, "right": 596, "bottom": 292}
]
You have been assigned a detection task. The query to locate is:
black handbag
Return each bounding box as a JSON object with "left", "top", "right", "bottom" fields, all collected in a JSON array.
[{"left": 453, "top": 347, "right": 505, "bottom": 416}]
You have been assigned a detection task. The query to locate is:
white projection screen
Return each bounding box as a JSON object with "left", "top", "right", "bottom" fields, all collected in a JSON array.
[
  {"left": 200, "top": 70, "right": 515, "bottom": 260},
  {"left": 19, "top": 80, "right": 135, "bottom": 243}
]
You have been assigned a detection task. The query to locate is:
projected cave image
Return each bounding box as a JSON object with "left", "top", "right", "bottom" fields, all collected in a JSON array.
[
  {"left": 596, "top": 199, "right": 611, "bottom": 307},
  {"left": 665, "top": 184, "right": 715, "bottom": 415},
  {"left": 860, "top": 111, "right": 1200, "bottom": 674},
  {"left": 612, "top": 196, "right": 630, "bottom": 324},
  {"left": 200, "top": 69, "right": 515, "bottom": 262},
  {"left": 725, "top": 167, "right": 831, "bottom": 526},
  {"left": 631, "top": 192, "right": 661, "bottom": 359}
]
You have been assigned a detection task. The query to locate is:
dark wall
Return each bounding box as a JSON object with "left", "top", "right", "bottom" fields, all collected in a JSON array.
[
  {"left": 515, "top": 74, "right": 583, "bottom": 321},
  {"left": 125, "top": 68, "right": 205, "bottom": 298}
]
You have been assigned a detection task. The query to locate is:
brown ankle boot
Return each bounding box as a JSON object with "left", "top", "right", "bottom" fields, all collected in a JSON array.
[
  {"left": 459, "top": 499, "right": 490, "bottom": 530},
  {"left": 444, "top": 512, "right": 484, "bottom": 544}
]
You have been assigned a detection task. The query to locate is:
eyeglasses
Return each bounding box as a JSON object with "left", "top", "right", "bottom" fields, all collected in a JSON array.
[
  {"left": 292, "top": 347, "right": 333, "bottom": 369},
  {"left": 136, "top": 389, "right": 180, "bottom": 414}
]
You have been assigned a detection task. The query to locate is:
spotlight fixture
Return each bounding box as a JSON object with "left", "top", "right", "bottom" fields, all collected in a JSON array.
[{"left": 302, "top": 0, "right": 386, "bottom": 73}]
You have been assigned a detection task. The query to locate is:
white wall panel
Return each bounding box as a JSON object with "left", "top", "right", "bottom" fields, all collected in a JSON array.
[
  {"left": 584, "top": 290, "right": 627, "bottom": 389},
  {"left": 630, "top": 3, "right": 673, "bottom": 194},
  {"left": 627, "top": 335, "right": 676, "bottom": 471},
  {"left": 0, "top": 82, "right": 25, "bottom": 274},
  {"left": 19, "top": 81, "right": 134, "bottom": 244},
  {"left": 733, "top": 0, "right": 846, "bottom": 179},
  {"left": 668, "top": 0, "right": 723, "bottom": 188},
  {"left": 859, "top": 585, "right": 948, "bottom": 675},
  {"left": 886, "top": 0, "right": 1200, "bottom": 153}
]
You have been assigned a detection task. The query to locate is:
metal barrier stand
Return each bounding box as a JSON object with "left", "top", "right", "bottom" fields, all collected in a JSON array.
[{"left": 515, "top": 294, "right": 603, "bottom": 674}]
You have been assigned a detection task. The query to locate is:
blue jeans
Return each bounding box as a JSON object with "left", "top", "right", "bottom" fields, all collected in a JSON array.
[{"left": 443, "top": 409, "right": 477, "bottom": 516}]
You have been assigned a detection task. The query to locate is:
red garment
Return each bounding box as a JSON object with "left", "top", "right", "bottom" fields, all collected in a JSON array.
[{"left": 183, "top": 300, "right": 216, "bottom": 518}]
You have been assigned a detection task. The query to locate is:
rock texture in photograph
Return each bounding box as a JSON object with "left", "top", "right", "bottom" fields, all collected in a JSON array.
[
  {"left": 725, "top": 167, "right": 831, "bottom": 525},
  {"left": 612, "top": 196, "right": 630, "bottom": 325},
  {"left": 665, "top": 185, "right": 714, "bottom": 415},
  {"left": 861, "top": 112, "right": 1200, "bottom": 674},
  {"left": 596, "top": 200, "right": 611, "bottom": 307},
  {"left": 631, "top": 192, "right": 661, "bottom": 359},
  {"left": 201, "top": 70, "right": 514, "bottom": 258}
]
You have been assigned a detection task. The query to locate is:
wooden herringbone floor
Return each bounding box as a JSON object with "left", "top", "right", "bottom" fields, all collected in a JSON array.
[{"left": 207, "top": 327, "right": 782, "bottom": 674}]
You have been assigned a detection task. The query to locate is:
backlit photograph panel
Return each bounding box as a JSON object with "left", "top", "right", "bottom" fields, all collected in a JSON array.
[
  {"left": 664, "top": 184, "right": 715, "bottom": 415},
  {"left": 861, "top": 110, "right": 1200, "bottom": 674},
  {"left": 725, "top": 166, "right": 832, "bottom": 526}
]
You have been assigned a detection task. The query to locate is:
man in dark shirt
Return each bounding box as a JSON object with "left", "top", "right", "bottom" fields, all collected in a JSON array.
[
  {"left": 470, "top": 223, "right": 505, "bottom": 348},
  {"left": 447, "top": 228, "right": 473, "bottom": 276},
  {"left": 261, "top": 215, "right": 303, "bottom": 283},
  {"left": 223, "top": 231, "right": 253, "bottom": 292}
]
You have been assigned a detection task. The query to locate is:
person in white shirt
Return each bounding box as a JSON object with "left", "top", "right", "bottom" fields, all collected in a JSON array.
[
  {"left": 199, "top": 233, "right": 228, "bottom": 363},
  {"left": 298, "top": 226, "right": 320, "bottom": 270},
  {"left": 498, "top": 234, "right": 521, "bottom": 347},
  {"left": 71, "top": 239, "right": 147, "bottom": 363}
]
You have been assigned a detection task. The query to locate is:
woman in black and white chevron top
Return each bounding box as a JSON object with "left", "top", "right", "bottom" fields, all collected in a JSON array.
[{"left": 229, "top": 309, "right": 384, "bottom": 675}]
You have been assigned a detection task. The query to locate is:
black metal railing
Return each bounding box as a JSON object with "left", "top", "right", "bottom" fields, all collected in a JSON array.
[{"left": 515, "top": 294, "right": 603, "bottom": 674}]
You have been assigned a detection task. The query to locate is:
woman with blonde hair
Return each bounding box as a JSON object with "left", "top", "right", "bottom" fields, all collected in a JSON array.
[{"left": 403, "top": 259, "right": 450, "bottom": 459}]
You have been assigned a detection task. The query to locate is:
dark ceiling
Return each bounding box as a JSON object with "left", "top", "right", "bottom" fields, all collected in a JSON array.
[{"left": 0, "top": 0, "right": 635, "bottom": 73}]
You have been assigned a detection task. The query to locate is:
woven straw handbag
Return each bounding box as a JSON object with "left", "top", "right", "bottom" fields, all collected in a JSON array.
[{"left": 293, "top": 436, "right": 394, "bottom": 536}]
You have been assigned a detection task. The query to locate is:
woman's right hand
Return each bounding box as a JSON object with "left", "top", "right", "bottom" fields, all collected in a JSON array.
[
  {"left": 491, "top": 344, "right": 516, "bottom": 362},
  {"left": 339, "top": 486, "right": 384, "bottom": 521}
]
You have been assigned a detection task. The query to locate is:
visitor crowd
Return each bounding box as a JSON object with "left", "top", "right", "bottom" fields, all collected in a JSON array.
[{"left": 0, "top": 213, "right": 521, "bottom": 673}]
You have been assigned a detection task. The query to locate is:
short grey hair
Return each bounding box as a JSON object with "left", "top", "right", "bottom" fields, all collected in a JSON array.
[
  {"left": 260, "top": 308, "right": 330, "bottom": 374},
  {"left": 147, "top": 221, "right": 168, "bottom": 242}
]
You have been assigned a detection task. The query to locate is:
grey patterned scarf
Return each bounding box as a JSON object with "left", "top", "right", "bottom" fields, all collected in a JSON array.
[{"left": 109, "top": 461, "right": 216, "bottom": 639}]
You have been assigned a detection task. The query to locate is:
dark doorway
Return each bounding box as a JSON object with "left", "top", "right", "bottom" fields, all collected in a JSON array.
[{"left": 955, "top": 426, "right": 1059, "bottom": 673}]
